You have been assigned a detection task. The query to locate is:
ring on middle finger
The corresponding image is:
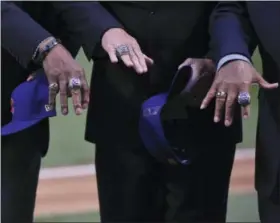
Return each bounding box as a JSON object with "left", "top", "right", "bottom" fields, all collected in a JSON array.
[
  {"left": 216, "top": 91, "right": 227, "bottom": 98},
  {"left": 68, "top": 77, "right": 82, "bottom": 91},
  {"left": 115, "top": 44, "right": 130, "bottom": 58}
]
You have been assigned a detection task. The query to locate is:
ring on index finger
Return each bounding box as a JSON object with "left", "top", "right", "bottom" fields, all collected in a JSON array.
[
  {"left": 68, "top": 77, "right": 82, "bottom": 91},
  {"left": 216, "top": 91, "right": 227, "bottom": 98},
  {"left": 115, "top": 44, "right": 130, "bottom": 58},
  {"left": 49, "top": 83, "right": 59, "bottom": 91}
]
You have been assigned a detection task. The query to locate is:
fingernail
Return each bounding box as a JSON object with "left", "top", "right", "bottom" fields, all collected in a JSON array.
[
  {"left": 214, "top": 116, "right": 219, "bottom": 122},
  {"left": 200, "top": 104, "right": 205, "bottom": 109},
  {"left": 76, "top": 108, "right": 83, "bottom": 115},
  {"left": 63, "top": 109, "right": 68, "bottom": 115},
  {"left": 225, "top": 120, "right": 230, "bottom": 127}
]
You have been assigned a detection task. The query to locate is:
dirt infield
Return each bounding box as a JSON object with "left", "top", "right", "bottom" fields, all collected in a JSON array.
[{"left": 34, "top": 156, "right": 255, "bottom": 217}]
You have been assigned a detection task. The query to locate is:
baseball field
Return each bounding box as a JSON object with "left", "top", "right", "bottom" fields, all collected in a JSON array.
[{"left": 35, "top": 49, "right": 262, "bottom": 222}]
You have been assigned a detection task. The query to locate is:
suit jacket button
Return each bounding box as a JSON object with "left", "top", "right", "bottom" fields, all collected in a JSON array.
[{"left": 150, "top": 11, "right": 155, "bottom": 15}]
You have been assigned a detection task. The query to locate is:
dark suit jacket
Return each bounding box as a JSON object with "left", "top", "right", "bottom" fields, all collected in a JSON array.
[
  {"left": 210, "top": 2, "right": 280, "bottom": 199},
  {"left": 76, "top": 2, "right": 242, "bottom": 146}
]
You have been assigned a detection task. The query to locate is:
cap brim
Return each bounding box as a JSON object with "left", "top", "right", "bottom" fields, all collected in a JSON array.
[{"left": 1, "top": 119, "right": 42, "bottom": 136}]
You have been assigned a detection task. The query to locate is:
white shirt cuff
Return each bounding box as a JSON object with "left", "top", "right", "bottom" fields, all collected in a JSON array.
[{"left": 217, "top": 54, "right": 252, "bottom": 71}]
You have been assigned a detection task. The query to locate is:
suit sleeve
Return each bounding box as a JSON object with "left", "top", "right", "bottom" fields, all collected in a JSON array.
[
  {"left": 1, "top": 2, "right": 52, "bottom": 69},
  {"left": 209, "top": 2, "right": 257, "bottom": 65},
  {"left": 52, "top": 2, "right": 123, "bottom": 60}
]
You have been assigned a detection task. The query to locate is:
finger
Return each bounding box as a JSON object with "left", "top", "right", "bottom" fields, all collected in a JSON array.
[
  {"left": 71, "top": 88, "right": 83, "bottom": 115},
  {"left": 144, "top": 54, "right": 154, "bottom": 66},
  {"left": 120, "top": 52, "right": 134, "bottom": 68},
  {"left": 242, "top": 105, "right": 250, "bottom": 119},
  {"left": 129, "top": 46, "right": 144, "bottom": 74},
  {"left": 27, "top": 72, "right": 37, "bottom": 81},
  {"left": 27, "top": 75, "right": 34, "bottom": 81},
  {"left": 80, "top": 78, "right": 90, "bottom": 109},
  {"left": 178, "top": 58, "right": 192, "bottom": 70},
  {"left": 132, "top": 45, "right": 147, "bottom": 73},
  {"left": 214, "top": 88, "right": 227, "bottom": 123},
  {"left": 190, "top": 65, "right": 200, "bottom": 79},
  {"left": 48, "top": 82, "right": 59, "bottom": 109},
  {"left": 107, "top": 46, "right": 118, "bottom": 63},
  {"left": 200, "top": 83, "right": 217, "bottom": 109},
  {"left": 224, "top": 88, "right": 238, "bottom": 127},
  {"left": 59, "top": 78, "right": 69, "bottom": 115},
  {"left": 256, "top": 75, "right": 279, "bottom": 89}
]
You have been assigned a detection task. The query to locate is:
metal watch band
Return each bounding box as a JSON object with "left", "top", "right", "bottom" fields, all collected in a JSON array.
[{"left": 33, "top": 37, "right": 60, "bottom": 65}]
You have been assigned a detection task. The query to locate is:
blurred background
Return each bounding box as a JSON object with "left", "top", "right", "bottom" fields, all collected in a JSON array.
[{"left": 35, "top": 49, "right": 262, "bottom": 222}]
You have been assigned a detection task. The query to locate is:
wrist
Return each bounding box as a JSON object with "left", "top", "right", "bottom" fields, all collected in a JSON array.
[
  {"left": 32, "top": 37, "right": 60, "bottom": 65},
  {"left": 217, "top": 54, "right": 252, "bottom": 71}
]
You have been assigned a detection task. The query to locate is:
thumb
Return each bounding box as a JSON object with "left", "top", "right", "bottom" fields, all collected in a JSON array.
[
  {"left": 255, "top": 74, "right": 279, "bottom": 89},
  {"left": 178, "top": 58, "right": 193, "bottom": 70},
  {"left": 144, "top": 54, "right": 154, "bottom": 66},
  {"left": 27, "top": 72, "right": 36, "bottom": 81}
]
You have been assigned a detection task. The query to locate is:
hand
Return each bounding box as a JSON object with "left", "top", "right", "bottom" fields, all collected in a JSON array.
[
  {"left": 41, "top": 43, "right": 90, "bottom": 116},
  {"left": 201, "top": 60, "right": 278, "bottom": 127},
  {"left": 101, "top": 28, "right": 153, "bottom": 74},
  {"left": 178, "top": 58, "right": 215, "bottom": 77}
]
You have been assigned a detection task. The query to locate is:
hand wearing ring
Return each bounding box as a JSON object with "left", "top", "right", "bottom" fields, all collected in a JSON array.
[
  {"left": 101, "top": 28, "right": 154, "bottom": 74},
  {"left": 200, "top": 60, "right": 278, "bottom": 127}
]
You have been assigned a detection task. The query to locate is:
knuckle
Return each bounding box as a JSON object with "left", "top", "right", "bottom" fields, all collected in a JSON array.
[
  {"left": 61, "top": 104, "right": 68, "bottom": 109},
  {"left": 60, "top": 91, "right": 67, "bottom": 96},
  {"left": 226, "top": 103, "right": 234, "bottom": 109},
  {"left": 217, "top": 97, "right": 226, "bottom": 102},
  {"left": 131, "top": 38, "right": 138, "bottom": 45},
  {"left": 226, "top": 96, "right": 235, "bottom": 103}
]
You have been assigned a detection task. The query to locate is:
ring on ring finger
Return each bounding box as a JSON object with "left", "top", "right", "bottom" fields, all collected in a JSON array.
[{"left": 68, "top": 77, "right": 82, "bottom": 91}]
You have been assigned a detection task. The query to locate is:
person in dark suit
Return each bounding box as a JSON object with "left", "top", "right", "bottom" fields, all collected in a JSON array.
[
  {"left": 202, "top": 2, "right": 280, "bottom": 223},
  {"left": 59, "top": 2, "right": 242, "bottom": 222},
  {"left": 1, "top": 1, "right": 114, "bottom": 222}
]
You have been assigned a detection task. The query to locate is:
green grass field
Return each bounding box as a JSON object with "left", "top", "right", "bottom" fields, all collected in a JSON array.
[
  {"left": 42, "top": 49, "right": 262, "bottom": 168},
  {"left": 36, "top": 193, "right": 259, "bottom": 222}
]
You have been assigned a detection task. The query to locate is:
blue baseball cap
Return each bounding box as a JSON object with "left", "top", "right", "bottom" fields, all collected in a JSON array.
[
  {"left": 139, "top": 65, "right": 214, "bottom": 165},
  {"left": 1, "top": 70, "right": 56, "bottom": 136}
]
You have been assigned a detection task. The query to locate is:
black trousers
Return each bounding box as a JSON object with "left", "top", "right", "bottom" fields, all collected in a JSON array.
[
  {"left": 258, "top": 175, "right": 280, "bottom": 223},
  {"left": 1, "top": 119, "right": 49, "bottom": 223},
  {"left": 95, "top": 140, "right": 236, "bottom": 223}
]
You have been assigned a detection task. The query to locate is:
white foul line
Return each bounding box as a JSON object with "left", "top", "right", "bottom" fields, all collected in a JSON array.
[{"left": 39, "top": 148, "right": 255, "bottom": 180}]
